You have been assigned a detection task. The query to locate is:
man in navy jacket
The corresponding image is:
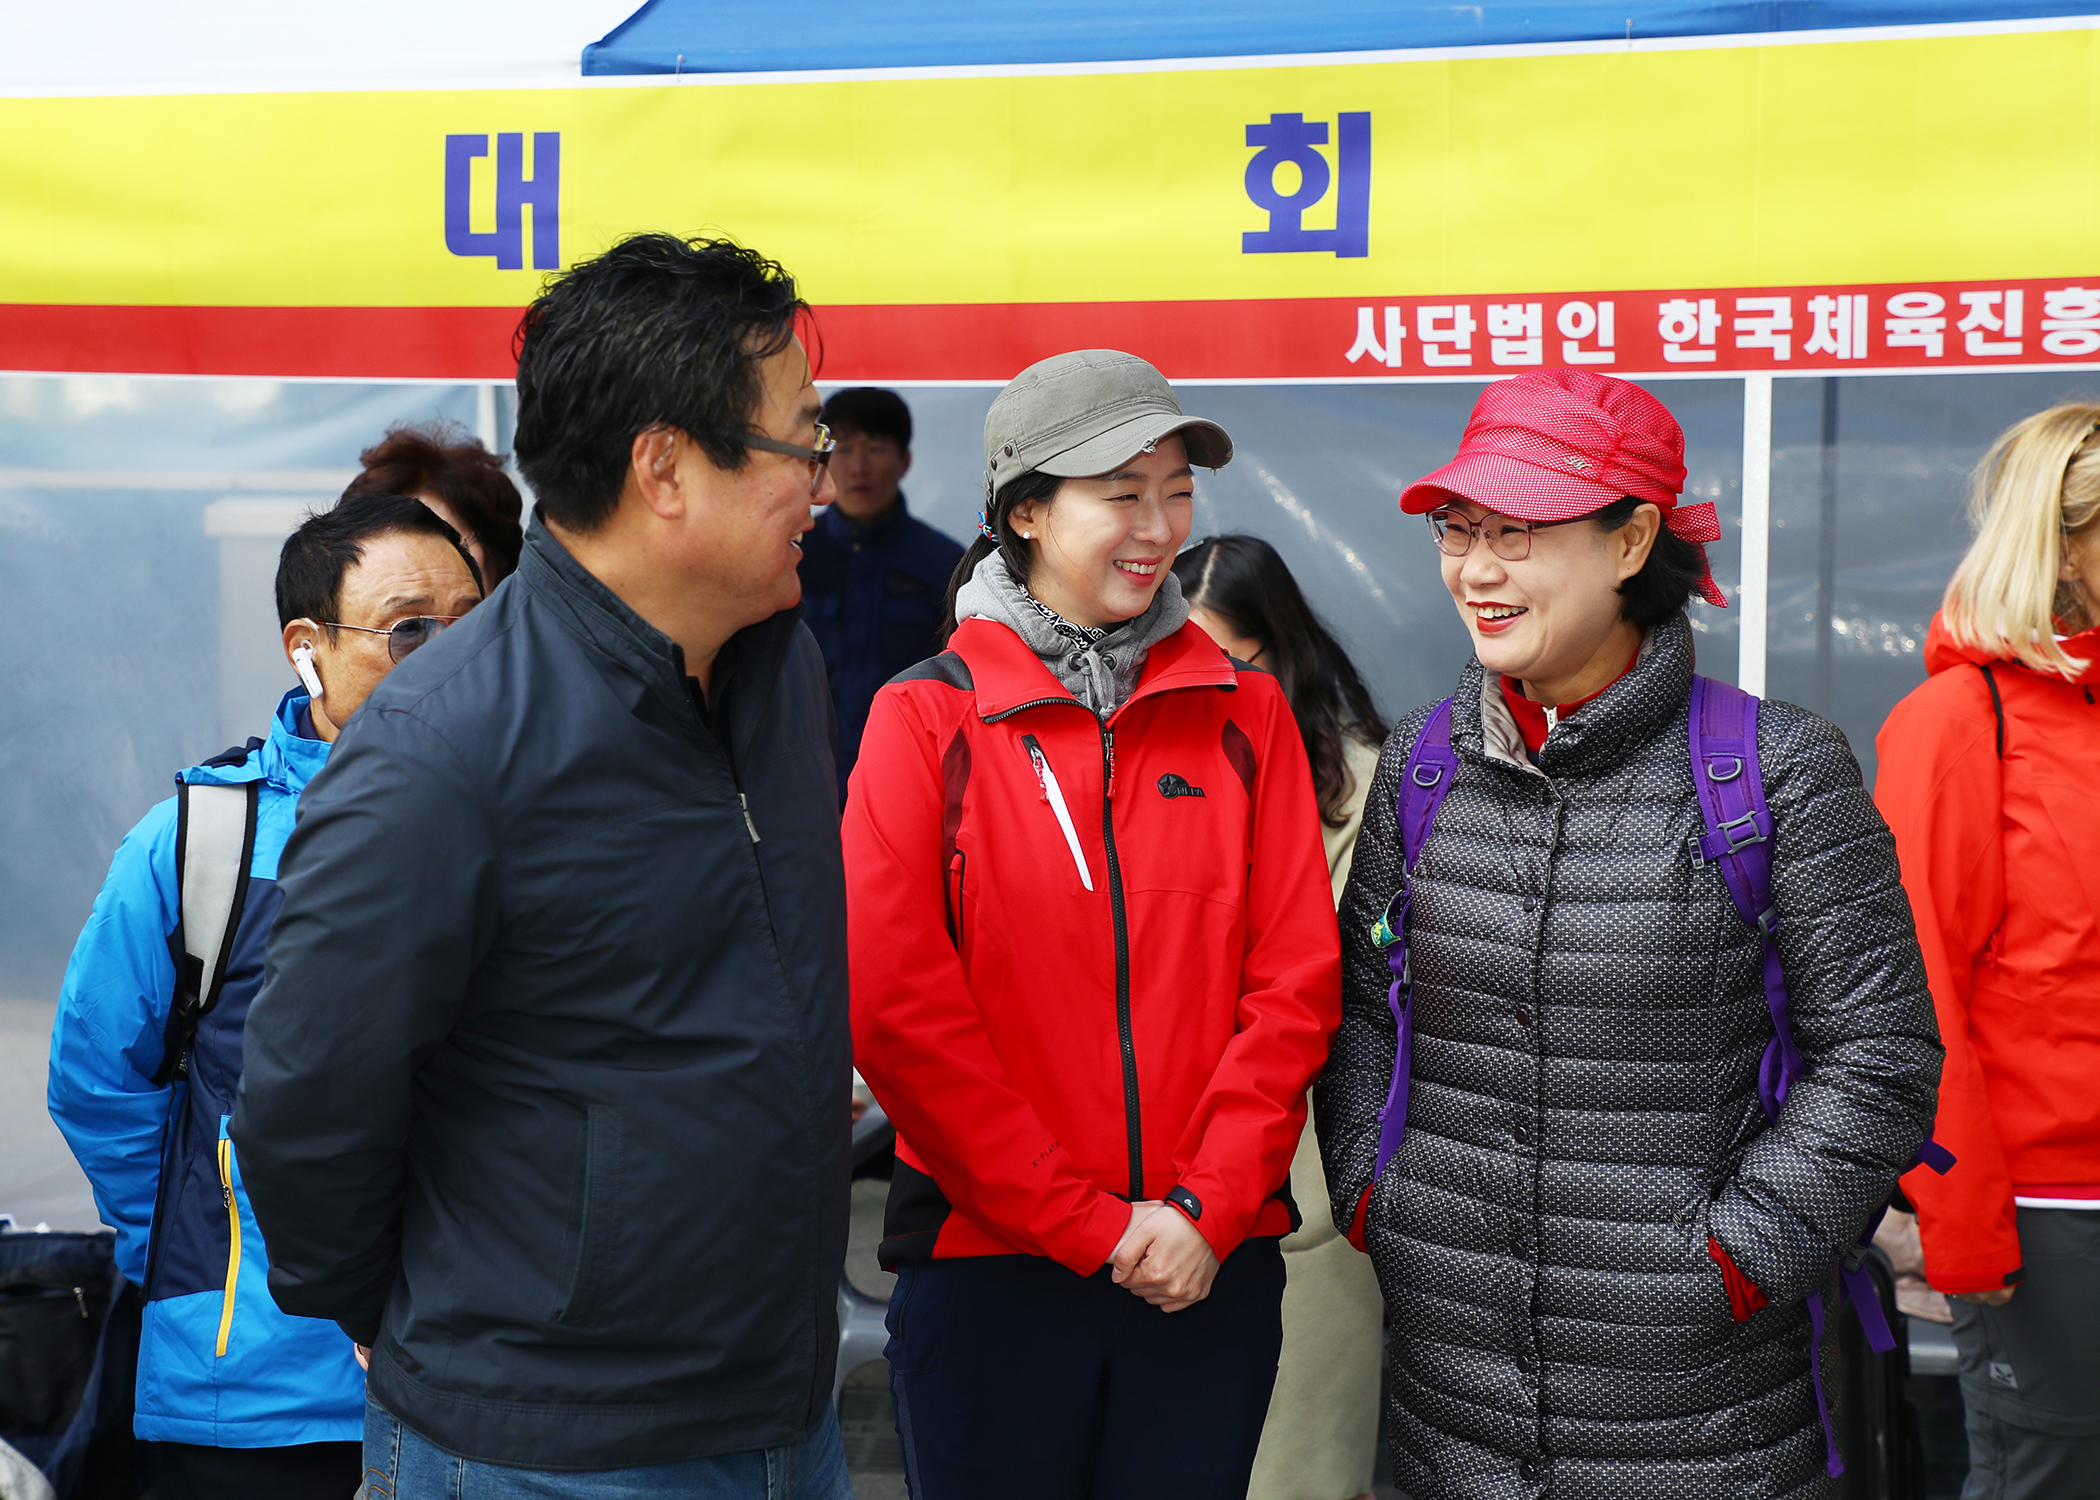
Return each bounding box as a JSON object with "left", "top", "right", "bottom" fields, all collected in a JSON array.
[
  {"left": 800, "top": 387, "right": 964, "bottom": 802},
  {"left": 234, "top": 235, "right": 853, "bottom": 1497}
]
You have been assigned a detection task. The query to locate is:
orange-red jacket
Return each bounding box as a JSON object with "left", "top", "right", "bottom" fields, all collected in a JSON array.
[
  {"left": 844, "top": 618, "right": 1342, "bottom": 1275},
  {"left": 1877, "top": 613, "right": 2100, "bottom": 1294}
]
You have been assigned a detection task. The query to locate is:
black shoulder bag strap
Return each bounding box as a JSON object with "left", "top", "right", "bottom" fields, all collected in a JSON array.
[
  {"left": 1977, "top": 662, "right": 2006, "bottom": 759},
  {"left": 151, "top": 780, "right": 260, "bottom": 1086}
]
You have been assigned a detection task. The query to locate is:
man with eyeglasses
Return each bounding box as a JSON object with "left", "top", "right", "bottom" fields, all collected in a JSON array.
[
  {"left": 233, "top": 235, "right": 855, "bottom": 1499},
  {"left": 46, "top": 492, "right": 481, "bottom": 1500}
]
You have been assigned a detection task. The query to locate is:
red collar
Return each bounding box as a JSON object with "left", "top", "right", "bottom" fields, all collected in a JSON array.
[
  {"left": 948, "top": 616, "right": 1238, "bottom": 721},
  {"left": 1497, "top": 650, "right": 1639, "bottom": 753}
]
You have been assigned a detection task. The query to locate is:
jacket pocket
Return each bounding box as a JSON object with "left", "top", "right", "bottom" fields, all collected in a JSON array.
[
  {"left": 553, "top": 1105, "right": 622, "bottom": 1328},
  {"left": 945, "top": 850, "right": 967, "bottom": 952},
  {"left": 214, "top": 1116, "right": 240, "bottom": 1358}
]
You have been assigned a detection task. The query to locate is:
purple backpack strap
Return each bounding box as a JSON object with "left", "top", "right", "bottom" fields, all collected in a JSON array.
[
  {"left": 1688, "top": 676, "right": 1797, "bottom": 1118},
  {"left": 1369, "top": 697, "right": 1457, "bottom": 1179},
  {"left": 1688, "top": 675, "right": 1955, "bottom": 1478}
]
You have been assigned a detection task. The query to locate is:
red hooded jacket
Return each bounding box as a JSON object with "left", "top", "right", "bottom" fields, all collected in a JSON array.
[
  {"left": 844, "top": 618, "right": 1342, "bottom": 1275},
  {"left": 1877, "top": 613, "right": 2100, "bottom": 1294}
]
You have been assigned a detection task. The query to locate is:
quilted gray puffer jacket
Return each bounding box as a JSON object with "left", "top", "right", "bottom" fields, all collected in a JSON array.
[{"left": 1315, "top": 613, "right": 1942, "bottom": 1500}]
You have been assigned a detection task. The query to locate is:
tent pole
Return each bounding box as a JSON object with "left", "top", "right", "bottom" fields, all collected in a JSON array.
[{"left": 1739, "top": 373, "right": 1772, "bottom": 697}]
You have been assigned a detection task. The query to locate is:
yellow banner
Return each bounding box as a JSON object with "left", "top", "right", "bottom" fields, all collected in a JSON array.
[{"left": 1, "top": 24, "right": 2094, "bottom": 378}]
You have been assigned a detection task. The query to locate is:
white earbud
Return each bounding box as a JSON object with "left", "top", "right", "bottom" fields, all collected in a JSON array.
[{"left": 292, "top": 643, "right": 325, "bottom": 701}]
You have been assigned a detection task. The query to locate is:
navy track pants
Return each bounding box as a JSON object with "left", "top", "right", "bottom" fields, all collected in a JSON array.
[{"left": 885, "top": 1238, "right": 1285, "bottom": 1500}]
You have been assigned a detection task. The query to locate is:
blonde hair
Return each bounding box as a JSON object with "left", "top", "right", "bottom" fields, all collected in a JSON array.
[{"left": 1943, "top": 402, "right": 2100, "bottom": 678}]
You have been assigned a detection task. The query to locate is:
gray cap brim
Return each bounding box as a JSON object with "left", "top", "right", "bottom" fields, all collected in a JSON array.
[{"left": 1034, "top": 410, "right": 1234, "bottom": 478}]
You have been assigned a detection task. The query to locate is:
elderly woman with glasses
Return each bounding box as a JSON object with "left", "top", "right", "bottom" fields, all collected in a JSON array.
[{"left": 1315, "top": 369, "right": 1943, "bottom": 1499}]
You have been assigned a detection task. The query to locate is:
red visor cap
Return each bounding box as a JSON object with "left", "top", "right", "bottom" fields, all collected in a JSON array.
[{"left": 1399, "top": 369, "right": 1690, "bottom": 522}]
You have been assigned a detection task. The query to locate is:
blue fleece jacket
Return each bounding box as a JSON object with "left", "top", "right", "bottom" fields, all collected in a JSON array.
[{"left": 48, "top": 691, "right": 364, "bottom": 1447}]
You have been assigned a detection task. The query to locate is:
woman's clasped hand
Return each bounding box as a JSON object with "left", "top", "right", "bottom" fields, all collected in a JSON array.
[{"left": 1108, "top": 1200, "right": 1221, "bottom": 1312}]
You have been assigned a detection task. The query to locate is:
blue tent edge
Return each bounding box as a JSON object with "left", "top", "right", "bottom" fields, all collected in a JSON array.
[{"left": 581, "top": 0, "right": 2100, "bottom": 75}]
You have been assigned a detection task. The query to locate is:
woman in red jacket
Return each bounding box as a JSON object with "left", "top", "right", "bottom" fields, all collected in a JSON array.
[
  {"left": 844, "top": 350, "right": 1342, "bottom": 1500},
  {"left": 1877, "top": 401, "right": 2100, "bottom": 1498}
]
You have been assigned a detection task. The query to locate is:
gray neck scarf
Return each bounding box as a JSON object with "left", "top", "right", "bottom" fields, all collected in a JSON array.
[{"left": 953, "top": 552, "right": 1190, "bottom": 717}]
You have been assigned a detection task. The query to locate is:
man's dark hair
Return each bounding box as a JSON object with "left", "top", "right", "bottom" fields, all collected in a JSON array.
[
  {"left": 344, "top": 422, "right": 525, "bottom": 585},
  {"left": 511, "top": 234, "right": 808, "bottom": 533},
  {"left": 277, "top": 492, "right": 481, "bottom": 633},
  {"left": 1594, "top": 495, "right": 1707, "bottom": 628},
  {"left": 820, "top": 387, "right": 912, "bottom": 450}
]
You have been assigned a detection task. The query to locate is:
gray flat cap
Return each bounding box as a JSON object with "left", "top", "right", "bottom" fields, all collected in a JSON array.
[{"left": 983, "top": 350, "right": 1233, "bottom": 504}]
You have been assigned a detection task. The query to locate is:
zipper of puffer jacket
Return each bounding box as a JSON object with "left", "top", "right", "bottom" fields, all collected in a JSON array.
[
  {"left": 215, "top": 1137, "right": 240, "bottom": 1357},
  {"left": 992, "top": 699, "right": 1142, "bottom": 1200}
]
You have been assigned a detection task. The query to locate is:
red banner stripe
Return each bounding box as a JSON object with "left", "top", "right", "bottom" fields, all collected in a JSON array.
[
  {"left": 4, "top": 279, "right": 2097, "bottom": 382},
  {"left": 0, "top": 303, "right": 523, "bottom": 380}
]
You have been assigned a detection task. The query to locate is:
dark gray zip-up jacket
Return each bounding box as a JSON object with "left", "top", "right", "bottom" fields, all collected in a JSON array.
[
  {"left": 234, "top": 525, "right": 850, "bottom": 1470},
  {"left": 1315, "top": 613, "right": 1941, "bottom": 1500}
]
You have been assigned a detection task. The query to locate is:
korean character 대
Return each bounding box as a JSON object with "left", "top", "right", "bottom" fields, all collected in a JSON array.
[
  {"left": 2041, "top": 287, "right": 2100, "bottom": 357},
  {"left": 1345, "top": 306, "right": 1405, "bottom": 369},
  {"left": 1804, "top": 294, "right": 1868, "bottom": 361},
  {"left": 1957, "top": 291, "right": 2023, "bottom": 357},
  {"left": 1556, "top": 300, "right": 1616, "bottom": 365},
  {"left": 1884, "top": 292, "right": 1948, "bottom": 359},
  {"left": 1487, "top": 303, "right": 1543, "bottom": 366},
  {"left": 1417, "top": 305, "right": 1476, "bottom": 367},
  {"left": 1734, "top": 296, "right": 1793, "bottom": 361},
  {"left": 1659, "top": 298, "right": 1719, "bottom": 363}
]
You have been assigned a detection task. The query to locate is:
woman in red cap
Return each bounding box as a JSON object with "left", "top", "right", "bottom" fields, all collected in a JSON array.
[
  {"left": 1315, "top": 369, "right": 1942, "bottom": 1498},
  {"left": 1874, "top": 402, "right": 2100, "bottom": 1499}
]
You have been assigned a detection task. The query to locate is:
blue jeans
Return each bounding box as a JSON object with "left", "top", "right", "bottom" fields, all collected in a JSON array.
[{"left": 361, "top": 1399, "right": 852, "bottom": 1500}]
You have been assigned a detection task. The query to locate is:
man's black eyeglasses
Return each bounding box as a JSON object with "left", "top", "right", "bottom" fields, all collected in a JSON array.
[{"left": 746, "top": 422, "right": 837, "bottom": 496}]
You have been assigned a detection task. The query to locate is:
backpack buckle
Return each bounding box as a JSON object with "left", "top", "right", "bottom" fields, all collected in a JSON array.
[{"left": 1695, "top": 809, "right": 1770, "bottom": 863}]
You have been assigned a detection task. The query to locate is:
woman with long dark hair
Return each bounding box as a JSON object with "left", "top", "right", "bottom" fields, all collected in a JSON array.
[
  {"left": 845, "top": 351, "right": 1342, "bottom": 1499},
  {"left": 1175, "top": 534, "right": 1386, "bottom": 876},
  {"left": 1175, "top": 534, "right": 1384, "bottom": 1500}
]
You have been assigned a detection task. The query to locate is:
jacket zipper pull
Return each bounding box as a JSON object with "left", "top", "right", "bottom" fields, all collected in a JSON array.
[
  {"left": 738, "top": 793, "right": 761, "bottom": 845},
  {"left": 1022, "top": 735, "right": 1095, "bottom": 891},
  {"left": 71, "top": 1286, "right": 86, "bottom": 1319},
  {"left": 1104, "top": 728, "right": 1116, "bottom": 797}
]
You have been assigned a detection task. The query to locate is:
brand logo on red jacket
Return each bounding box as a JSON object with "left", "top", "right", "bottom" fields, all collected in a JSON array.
[{"left": 1157, "top": 773, "right": 1207, "bottom": 799}]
